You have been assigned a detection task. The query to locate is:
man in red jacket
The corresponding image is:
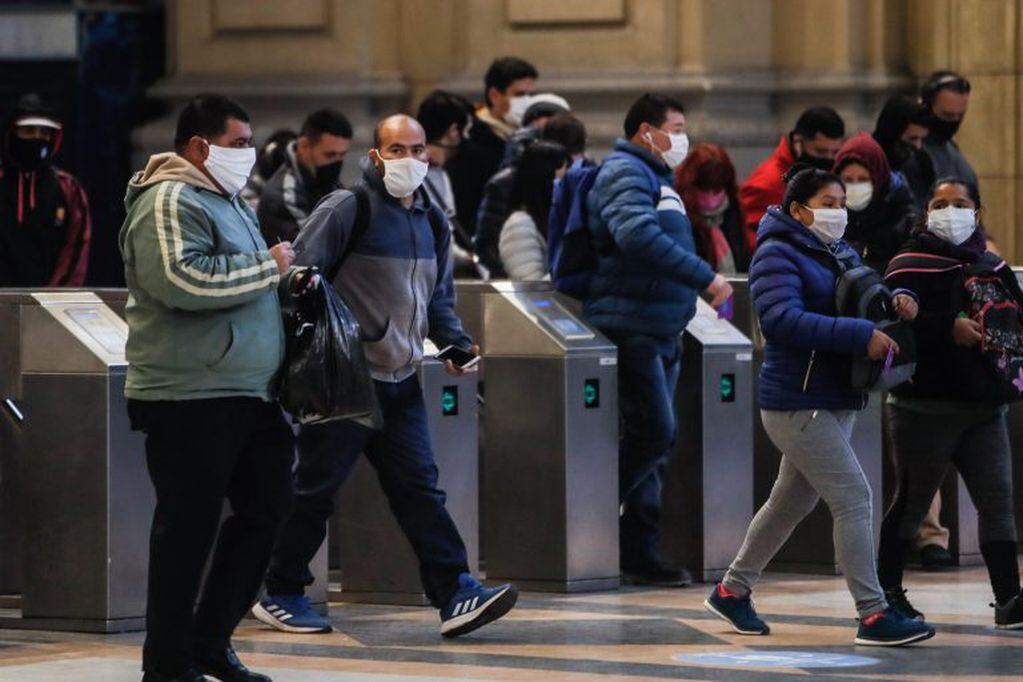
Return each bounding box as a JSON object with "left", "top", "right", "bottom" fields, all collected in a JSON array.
[
  {"left": 739, "top": 106, "right": 844, "bottom": 252},
  {"left": 0, "top": 93, "right": 91, "bottom": 287}
]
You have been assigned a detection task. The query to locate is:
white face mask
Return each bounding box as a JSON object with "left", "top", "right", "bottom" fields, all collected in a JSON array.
[
  {"left": 845, "top": 182, "right": 873, "bottom": 211},
  {"left": 204, "top": 142, "right": 255, "bottom": 197},
  {"left": 927, "top": 206, "right": 976, "bottom": 245},
  {"left": 803, "top": 206, "right": 848, "bottom": 244},
  {"left": 646, "top": 130, "right": 689, "bottom": 169},
  {"left": 505, "top": 95, "right": 532, "bottom": 127},
  {"left": 376, "top": 153, "right": 429, "bottom": 198}
]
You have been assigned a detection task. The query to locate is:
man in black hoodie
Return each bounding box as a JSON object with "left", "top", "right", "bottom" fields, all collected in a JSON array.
[
  {"left": 445, "top": 56, "right": 537, "bottom": 239},
  {"left": 0, "top": 93, "right": 91, "bottom": 286}
]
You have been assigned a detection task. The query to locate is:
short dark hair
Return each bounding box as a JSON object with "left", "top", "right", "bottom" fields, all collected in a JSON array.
[
  {"left": 541, "top": 113, "right": 586, "bottom": 157},
  {"left": 300, "top": 108, "right": 353, "bottom": 142},
  {"left": 781, "top": 164, "right": 845, "bottom": 217},
  {"left": 623, "top": 93, "right": 685, "bottom": 139},
  {"left": 417, "top": 90, "right": 474, "bottom": 143},
  {"left": 921, "top": 70, "right": 971, "bottom": 105},
  {"left": 793, "top": 106, "right": 845, "bottom": 140},
  {"left": 484, "top": 56, "right": 538, "bottom": 107},
  {"left": 174, "top": 93, "right": 250, "bottom": 151}
]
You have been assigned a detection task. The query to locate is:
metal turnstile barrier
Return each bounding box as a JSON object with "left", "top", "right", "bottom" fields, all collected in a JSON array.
[
  {"left": 482, "top": 288, "right": 619, "bottom": 592},
  {"left": 0, "top": 291, "right": 152, "bottom": 632},
  {"left": 659, "top": 299, "right": 754, "bottom": 581},
  {"left": 330, "top": 346, "right": 479, "bottom": 605},
  {"left": 727, "top": 276, "right": 885, "bottom": 573}
]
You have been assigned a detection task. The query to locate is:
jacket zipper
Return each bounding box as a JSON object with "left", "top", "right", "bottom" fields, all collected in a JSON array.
[
  {"left": 406, "top": 212, "right": 418, "bottom": 367},
  {"left": 802, "top": 350, "right": 816, "bottom": 392}
]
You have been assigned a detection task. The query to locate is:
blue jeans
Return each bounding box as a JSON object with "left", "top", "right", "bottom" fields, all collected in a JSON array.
[
  {"left": 607, "top": 332, "right": 682, "bottom": 568},
  {"left": 266, "top": 375, "right": 469, "bottom": 608}
]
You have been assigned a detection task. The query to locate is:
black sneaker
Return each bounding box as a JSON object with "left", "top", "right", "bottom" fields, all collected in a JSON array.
[
  {"left": 885, "top": 587, "right": 925, "bottom": 621},
  {"left": 703, "top": 582, "right": 770, "bottom": 635},
  {"left": 994, "top": 593, "right": 1023, "bottom": 630},
  {"left": 622, "top": 562, "right": 692, "bottom": 588},
  {"left": 854, "top": 606, "right": 935, "bottom": 646},
  {"left": 919, "top": 544, "right": 954, "bottom": 570}
]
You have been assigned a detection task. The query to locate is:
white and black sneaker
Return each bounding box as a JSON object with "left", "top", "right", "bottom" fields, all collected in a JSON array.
[{"left": 440, "top": 574, "right": 518, "bottom": 638}]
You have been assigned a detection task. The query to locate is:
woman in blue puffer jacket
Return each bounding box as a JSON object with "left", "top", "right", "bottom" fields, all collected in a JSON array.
[{"left": 703, "top": 166, "right": 935, "bottom": 647}]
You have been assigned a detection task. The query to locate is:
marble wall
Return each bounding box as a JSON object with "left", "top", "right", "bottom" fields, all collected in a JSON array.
[{"left": 146, "top": 0, "right": 1022, "bottom": 258}]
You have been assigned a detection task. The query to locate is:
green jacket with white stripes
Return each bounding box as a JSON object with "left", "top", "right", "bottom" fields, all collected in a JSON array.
[{"left": 118, "top": 152, "right": 295, "bottom": 402}]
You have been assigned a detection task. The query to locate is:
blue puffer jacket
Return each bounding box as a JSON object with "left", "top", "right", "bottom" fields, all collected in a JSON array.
[
  {"left": 584, "top": 139, "right": 716, "bottom": 338},
  {"left": 752, "top": 207, "right": 875, "bottom": 411}
]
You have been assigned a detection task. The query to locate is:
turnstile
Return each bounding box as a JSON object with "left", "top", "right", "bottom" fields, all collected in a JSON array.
[
  {"left": 483, "top": 289, "right": 619, "bottom": 592},
  {"left": 727, "top": 276, "right": 885, "bottom": 573},
  {"left": 660, "top": 299, "right": 754, "bottom": 582},
  {"left": 0, "top": 291, "right": 152, "bottom": 632},
  {"left": 331, "top": 347, "right": 479, "bottom": 605}
]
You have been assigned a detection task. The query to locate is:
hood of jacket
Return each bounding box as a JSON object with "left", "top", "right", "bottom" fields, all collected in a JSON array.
[
  {"left": 124, "top": 152, "right": 220, "bottom": 210},
  {"left": 835, "top": 132, "right": 891, "bottom": 197}
]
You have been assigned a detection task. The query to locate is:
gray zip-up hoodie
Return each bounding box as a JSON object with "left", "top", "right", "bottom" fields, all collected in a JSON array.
[{"left": 293, "top": 157, "right": 471, "bottom": 382}]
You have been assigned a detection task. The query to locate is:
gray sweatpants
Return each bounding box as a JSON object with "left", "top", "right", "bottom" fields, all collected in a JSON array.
[{"left": 722, "top": 409, "right": 887, "bottom": 618}]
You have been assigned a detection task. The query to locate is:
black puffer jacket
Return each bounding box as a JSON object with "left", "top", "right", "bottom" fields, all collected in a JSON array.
[
  {"left": 472, "top": 166, "right": 515, "bottom": 277},
  {"left": 845, "top": 171, "right": 917, "bottom": 272}
]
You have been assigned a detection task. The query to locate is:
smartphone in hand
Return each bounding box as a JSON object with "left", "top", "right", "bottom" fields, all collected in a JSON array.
[{"left": 435, "top": 345, "right": 480, "bottom": 370}]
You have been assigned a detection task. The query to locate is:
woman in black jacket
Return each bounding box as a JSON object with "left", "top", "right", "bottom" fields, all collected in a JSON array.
[{"left": 878, "top": 178, "right": 1022, "bottom": 629}]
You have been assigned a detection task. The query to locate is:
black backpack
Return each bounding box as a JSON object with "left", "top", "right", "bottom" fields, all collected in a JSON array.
[{"left": 778, "top": 238, "right": 916, "bottom": 392}]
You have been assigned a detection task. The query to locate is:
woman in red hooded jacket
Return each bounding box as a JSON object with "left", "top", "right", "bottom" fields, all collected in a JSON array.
[
  {"left": 833, "top": 133, "right": 917, "bottom": 272},
  {"left": 674, "top": 142, "right": 750, "bottom": 272}
]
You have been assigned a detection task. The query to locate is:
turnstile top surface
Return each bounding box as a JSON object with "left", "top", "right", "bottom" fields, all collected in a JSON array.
[
  {"left": 22, "top": 292, "right": 128, "bottom": 372},
  {"left": 454, "top": 279, "right": 553, "bottom": 295},
  {"left": 483, "top": 290, "right": 615, "bottom": 357},
  {"left": 685, "top": 299, "right": 752, "bottom": 350}
]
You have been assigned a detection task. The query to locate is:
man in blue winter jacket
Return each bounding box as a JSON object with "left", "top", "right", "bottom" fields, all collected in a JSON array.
[
  {"left": 254, "top": 114, "right": 518, "bottom": 638},
  {"left": 585, "top": 93, "right": 732, "bottom": 586}
]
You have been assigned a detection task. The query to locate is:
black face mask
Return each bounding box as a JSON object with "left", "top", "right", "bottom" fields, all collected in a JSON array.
[
  {"left": 8, "top": 137, "right": 52, "bottom": 171},
  {"left": 887, "top": 140, "right": 916, "bottom": 170},
  {"left": 797, "top": 152, "right": 834, "bottom": 172},
  {"left": 313, "top": 160, "right": 343, "bottom": 195},
  {"left": 926, "top": 114, "right": 961, "bottom": 142}
]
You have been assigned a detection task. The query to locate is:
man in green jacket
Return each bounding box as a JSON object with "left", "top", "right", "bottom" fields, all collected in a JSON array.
[{"left": 119, "top": 93, "right": 297, "bottom": 682}]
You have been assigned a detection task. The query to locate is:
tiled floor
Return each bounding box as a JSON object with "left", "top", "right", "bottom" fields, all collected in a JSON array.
[{"left": 1, "top": 567, "right": 1020, "bottom": 681}]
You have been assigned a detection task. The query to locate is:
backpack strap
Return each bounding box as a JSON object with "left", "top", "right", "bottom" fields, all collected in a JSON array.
[{"left": 329, "top": 184, "right": 371, "bottom": 281}]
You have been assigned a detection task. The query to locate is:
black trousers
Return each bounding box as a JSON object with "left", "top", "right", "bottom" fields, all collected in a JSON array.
[{"left": 128, "top": 397, "right": 294, "bottom": 674}]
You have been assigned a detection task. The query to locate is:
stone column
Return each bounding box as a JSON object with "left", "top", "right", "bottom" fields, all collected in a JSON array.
[{"left": 906, "top": 0, "right": 1021, "bottom": 261}]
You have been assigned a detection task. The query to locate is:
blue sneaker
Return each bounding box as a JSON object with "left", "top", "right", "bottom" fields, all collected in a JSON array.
[
  {"left": 854, "top": 605, "right": 935, "bottom": 646},
  {"left": 704, "top": 582, "right": 770, "bottom": 635},
  {"left": 252, "top": 594, "right": 332, "bottom": 634},
  {"left": 440, "top": 574, "right": 518, "bottom": 638}
]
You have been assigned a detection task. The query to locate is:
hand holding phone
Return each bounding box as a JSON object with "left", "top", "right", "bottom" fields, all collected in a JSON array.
[{"left": 436, "top": 345, "right": 481, "bottom": 373}]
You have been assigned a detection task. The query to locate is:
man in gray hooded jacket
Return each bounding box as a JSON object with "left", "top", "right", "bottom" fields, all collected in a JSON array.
[{"left": 254, "top": 115, "right": 518, "bottom": 639}]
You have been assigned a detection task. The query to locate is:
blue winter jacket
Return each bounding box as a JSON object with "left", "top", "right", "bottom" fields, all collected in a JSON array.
[
  {"left": 752, "top": 207, "right": 875, "bottom": 411},
  {"left": 583, "top": 139, "right": 716, "bottom": 338}
]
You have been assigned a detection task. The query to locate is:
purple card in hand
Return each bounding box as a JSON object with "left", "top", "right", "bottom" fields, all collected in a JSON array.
[
  {"left": 717, "top": 295, "right": 734, "bottom": 321},
  {"left": 883, "top": 345, "right": 894, "bottom": 374}
]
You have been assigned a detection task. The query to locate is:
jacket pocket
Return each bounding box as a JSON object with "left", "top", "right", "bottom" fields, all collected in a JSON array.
[
  {"left": 362, "top": 318, "right": 409, "bottom": 371},
  {"left": 209, "top": 321, "right": 271, "bottom": 373}
]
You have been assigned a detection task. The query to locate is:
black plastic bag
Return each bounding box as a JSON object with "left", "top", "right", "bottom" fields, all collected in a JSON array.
[{"left": 279, "top": 270, "right": 376, "bottom": 424}]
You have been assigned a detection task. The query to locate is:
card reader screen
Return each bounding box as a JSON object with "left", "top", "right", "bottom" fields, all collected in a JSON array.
[{"left": 66, "top": 308, "right": 127, "bottom": 355}]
